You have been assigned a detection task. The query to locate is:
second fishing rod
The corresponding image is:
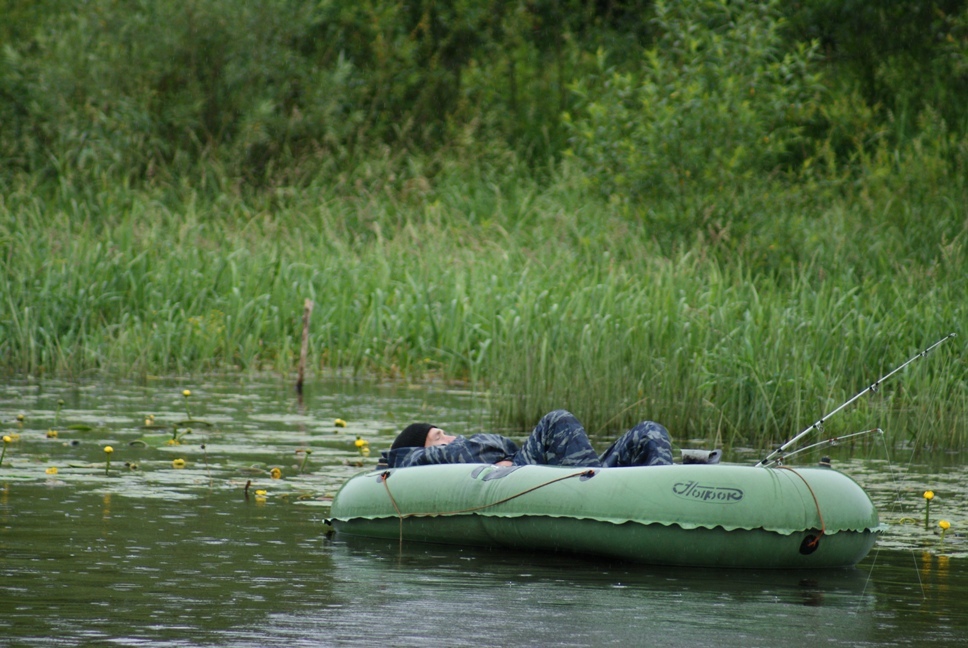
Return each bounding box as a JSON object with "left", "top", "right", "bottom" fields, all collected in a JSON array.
[{"left": 757, "top": 332, "right": 956, "bottom": 468}]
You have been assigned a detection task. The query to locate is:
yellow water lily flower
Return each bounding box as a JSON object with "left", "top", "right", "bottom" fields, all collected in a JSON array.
[
  {"left": 255, "top": 489, "right": 267, "bottom": 496},
  {"left": 939, "top": 519, "right": 952, "bottom": 547},
  {"left": 45, "top": 466, "right": 58, "bottom": 475},
  {"left": 2, "top": 435, "right": 11, "bottom": 444},
  {"left": 46, "top": 429, "right": 58, "bottom": 438},
  {"left": 172, "top": 458, "right": 187, "bottom": 469},
  {"left": 103, "top": 445, "right": 114, "bottom": 476},
  {"left": 270, "top": 467, "right": 282, "bottom": 479},
  {"left": 354, "top": 437, "right": 368, "bottom": 448},
  {"left": 182, "top": 390, "right": 192, "bottom": 397},
  {"left": 923, "top": 490, "right": 935, "bottom": 500},
  {"left": 335, "top": 418, "right": 347, "bottom": 428}
]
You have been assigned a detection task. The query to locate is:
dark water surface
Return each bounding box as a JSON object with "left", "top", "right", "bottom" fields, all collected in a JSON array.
[{"left": 2, "top": 377, "right": 967, "bottom": 646}]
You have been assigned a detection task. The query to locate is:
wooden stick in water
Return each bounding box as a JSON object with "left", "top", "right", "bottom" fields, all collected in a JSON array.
[{"left": 296, "top": 298, "right": 314, "bottom": 395}]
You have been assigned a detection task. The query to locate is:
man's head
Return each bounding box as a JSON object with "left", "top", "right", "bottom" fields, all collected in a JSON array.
[{"left": 390, "top": 422, "right": 456, "bottom": 450}]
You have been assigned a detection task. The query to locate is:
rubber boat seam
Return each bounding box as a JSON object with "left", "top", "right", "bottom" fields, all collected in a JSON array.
[{"left": 332, "top": 511, "right": 875, "bottom": 536}]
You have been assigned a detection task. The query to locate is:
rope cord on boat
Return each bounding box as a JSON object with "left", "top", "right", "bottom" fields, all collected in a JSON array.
[
  {"left": 776, "top": 466, "right": 826, "bottom": 550},
  {"left": 379, "top": 468, "right": 596, "bottom": 544},
  {"left": 757, "top": 333, "right": 955, "bottom": 468}
]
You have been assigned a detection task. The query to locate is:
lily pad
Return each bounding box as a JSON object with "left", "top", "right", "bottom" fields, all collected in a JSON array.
[{"left": 130, "top": 434, "right": 180, "bottom": 448}]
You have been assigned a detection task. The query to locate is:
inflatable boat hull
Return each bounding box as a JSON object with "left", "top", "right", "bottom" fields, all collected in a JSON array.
[{"left": 330, "top": 463, "right": 879, "bottom": 569}]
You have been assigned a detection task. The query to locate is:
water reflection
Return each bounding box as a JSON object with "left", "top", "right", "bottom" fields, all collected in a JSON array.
[
  {"left": 2, "top": 486, "right": 335, "bottom": 646},
  {"left": 4, "top": 481, "right": 964, "bottom": 647},
  {"left": 2, "top": 377, "right": 968, "bottom": 646},
  {"left": 265, "top": 536, "right": 968, "bottom": 648}
]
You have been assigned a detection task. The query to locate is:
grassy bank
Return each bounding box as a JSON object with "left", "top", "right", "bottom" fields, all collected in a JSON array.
[{"left": 1, "top": 162, "right": 965, "bottom": 453}]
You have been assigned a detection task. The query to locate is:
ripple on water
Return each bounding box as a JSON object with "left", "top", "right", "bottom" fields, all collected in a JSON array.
[{"left": 1, "top": 377, "right": 967, "bottom": 646}]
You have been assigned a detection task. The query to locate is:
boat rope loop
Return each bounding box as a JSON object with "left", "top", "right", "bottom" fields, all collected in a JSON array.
[
  {"left": 380, "top": 468, "right": 595, "bottom": 523},
  {"left": 776, "top": 466, "right": 826, "bottom": 553}
]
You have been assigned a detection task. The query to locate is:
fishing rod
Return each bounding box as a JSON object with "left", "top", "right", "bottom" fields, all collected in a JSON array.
[
  {"left": 772, "top": 428, "right": 883, "bottom": 464},
  {"left": 757, "top": 332, "right": 956, "bottom": 468}
]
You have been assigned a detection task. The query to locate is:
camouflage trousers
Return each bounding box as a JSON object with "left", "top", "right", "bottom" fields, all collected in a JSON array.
[{"left": 512, "top": 409, "right": 674, "bottom": 468}]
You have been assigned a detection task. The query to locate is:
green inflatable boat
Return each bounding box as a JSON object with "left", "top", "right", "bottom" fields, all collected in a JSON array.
[{"left": 330, "top": 463, "right": 880, "bottom": 569}]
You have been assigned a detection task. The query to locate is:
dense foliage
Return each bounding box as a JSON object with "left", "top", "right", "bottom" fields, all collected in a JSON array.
[{"left": 2, "top": 0, "right": 966, "bottom": 191}]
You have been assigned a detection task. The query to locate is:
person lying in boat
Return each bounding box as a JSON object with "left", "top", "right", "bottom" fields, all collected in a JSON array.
[{"left": 381, "top": 409, "right": 673, "bottom": 469}]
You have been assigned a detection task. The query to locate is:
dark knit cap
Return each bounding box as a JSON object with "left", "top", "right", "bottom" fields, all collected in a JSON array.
[{"left": 391, "top": 422, "right": 436, "bottom": 450}]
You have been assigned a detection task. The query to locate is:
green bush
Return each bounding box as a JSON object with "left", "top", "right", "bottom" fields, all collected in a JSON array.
[
  {"left": 0, "top": 0, "right": 620, "bottom": 190},
  {"left": 784, "top": 0, "right": 968, "bottom": 140},
  {"left": 0, "top": 0, "right": 369, "bottom": 188},
  {"left": 565, "top": 0, "right": 824, "bottom": 199},
  {"left": 3, "top": 0, "right": 967, "bottom": 196}
]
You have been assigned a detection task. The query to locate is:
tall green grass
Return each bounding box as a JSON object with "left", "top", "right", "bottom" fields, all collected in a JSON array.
[{"left": 1, "top": 161, "right": 965, "bottom": 453}]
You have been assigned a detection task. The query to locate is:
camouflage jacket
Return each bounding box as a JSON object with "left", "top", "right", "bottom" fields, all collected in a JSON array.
[{"left": 383, "top": 434, "right": 519, "bottom": 468}]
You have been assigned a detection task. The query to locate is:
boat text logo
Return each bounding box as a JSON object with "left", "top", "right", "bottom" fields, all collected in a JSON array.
[{"left": 672, "top": 481, "right": 744, "bottom": 503}]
